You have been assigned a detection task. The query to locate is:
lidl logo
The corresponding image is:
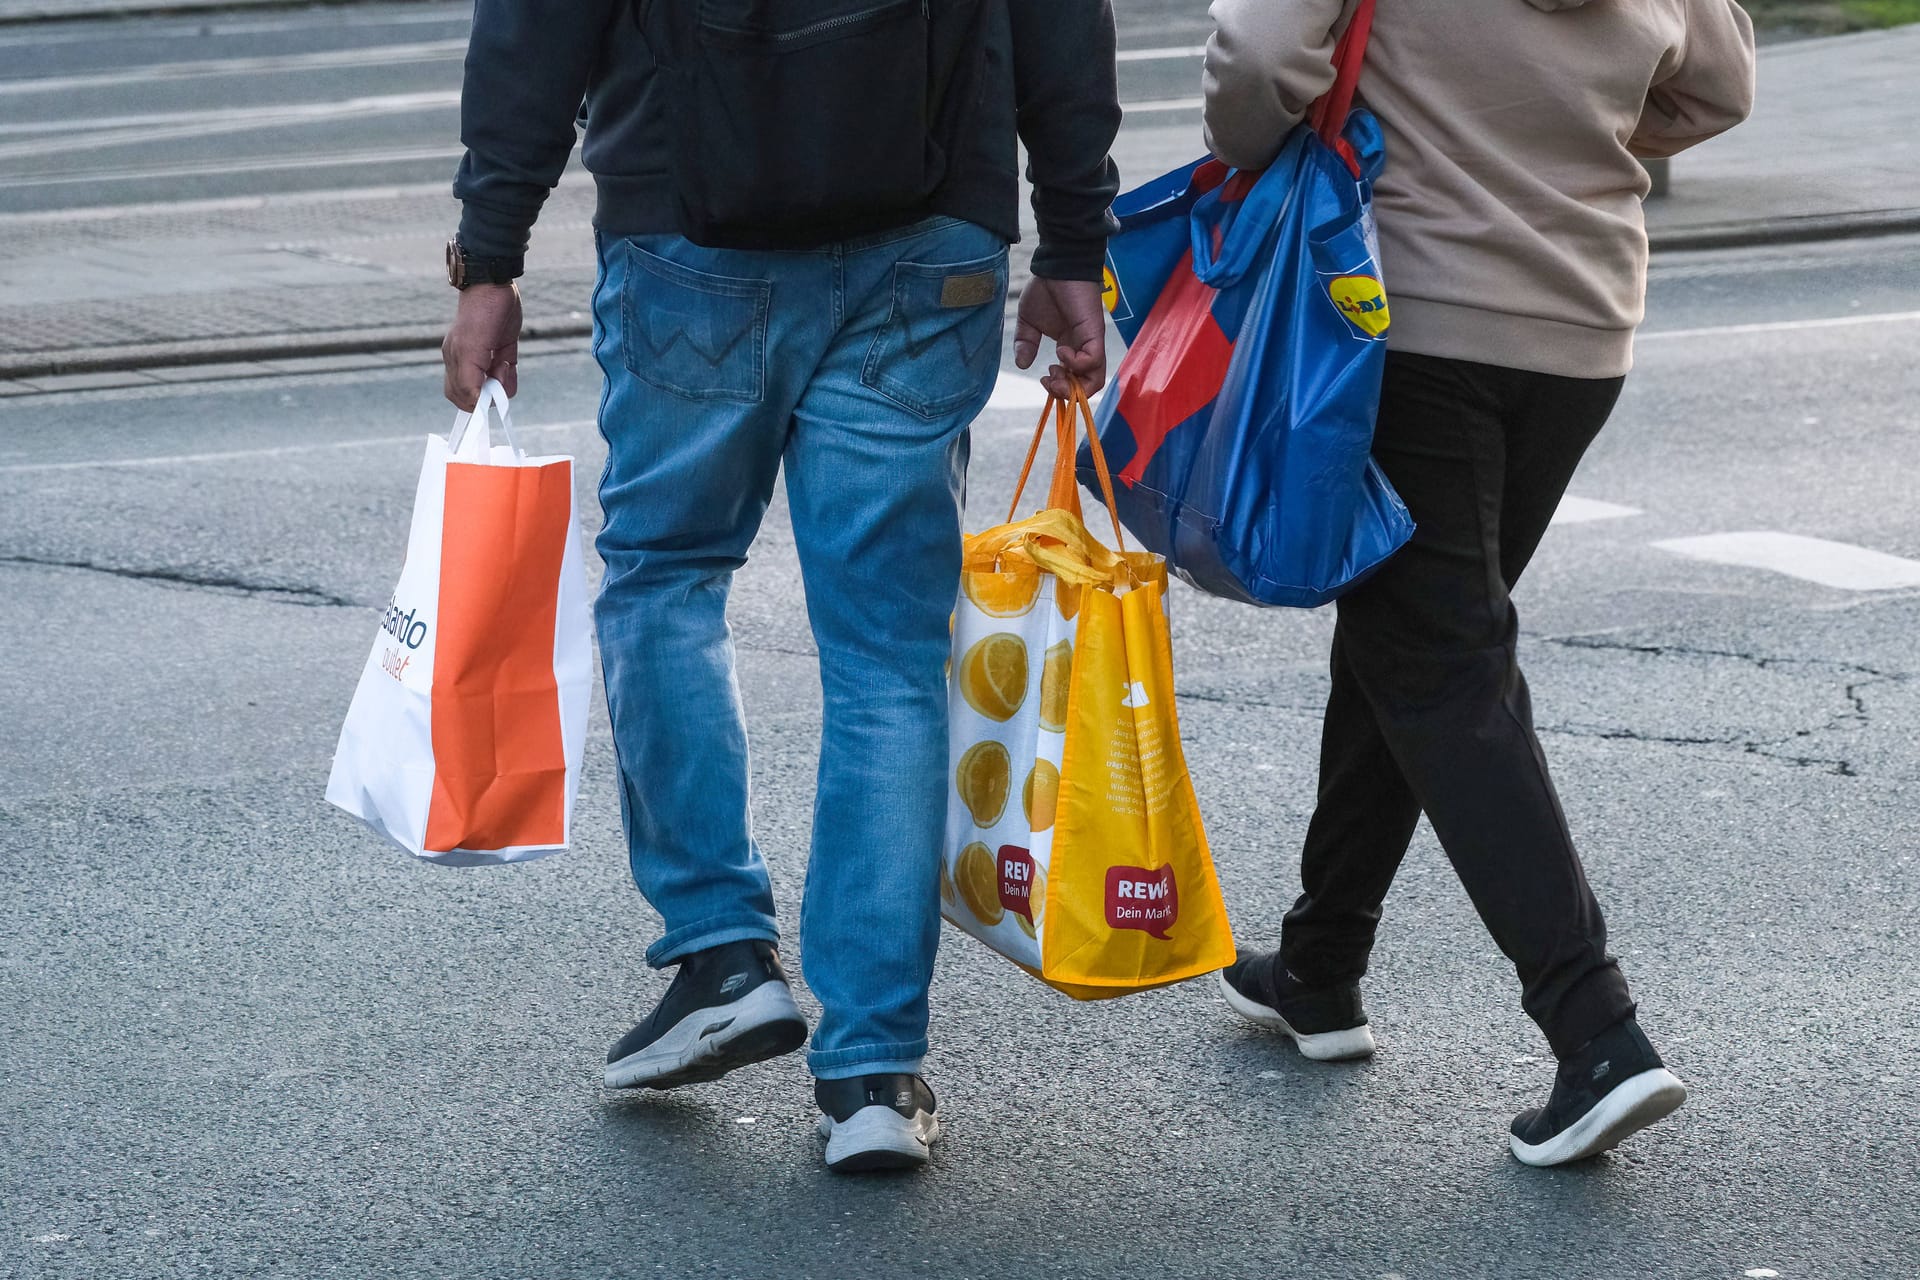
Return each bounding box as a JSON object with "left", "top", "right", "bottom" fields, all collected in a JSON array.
[
  {"left": 1101, "top": 265, "right": 1119, "bottom": 314},
  {"left": 1328, "top": 274, "right": 1390, "bottom": 338}
]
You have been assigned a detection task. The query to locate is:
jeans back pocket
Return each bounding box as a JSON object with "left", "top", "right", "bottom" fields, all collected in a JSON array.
[
  {"left": 621, "top": 240, "right": 770, "bottom": 403},
  {"left": 862, "top": 250, "right": 1008, "bottom": 419}
]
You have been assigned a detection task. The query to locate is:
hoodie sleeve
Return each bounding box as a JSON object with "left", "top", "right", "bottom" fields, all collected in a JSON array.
[
  {"left": 1629, "top": 0, "right": 1756, "bottom": 159},
  {"left": 1202, "top": 0, "right": 1345, "bottom": 171},
  {"left": 1011, "top": 0, "right": 1123, "bottom": 282},
  {"left": 453, "top": 0, "right": 622, "bottom": 259}
]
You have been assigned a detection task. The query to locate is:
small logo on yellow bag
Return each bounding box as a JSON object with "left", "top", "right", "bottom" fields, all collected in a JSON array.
[
  {"left": 1106, "top": 864, "right": 1178, "bottom": 940},
  {"left": 1328, "top": 274, "right": 1390, "bottom": 338}
]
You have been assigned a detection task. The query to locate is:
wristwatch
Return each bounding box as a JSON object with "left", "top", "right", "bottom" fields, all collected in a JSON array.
[{"left": 446, "top": 238, "right": 524, "bottom": 289}]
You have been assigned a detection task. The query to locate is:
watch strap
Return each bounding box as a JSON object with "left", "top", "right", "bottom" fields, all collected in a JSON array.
[{"left": 447, "top": 239, "right": 524, "bottom": 288}]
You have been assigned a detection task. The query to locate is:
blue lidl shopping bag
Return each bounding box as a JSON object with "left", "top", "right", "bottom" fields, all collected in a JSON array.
[{"left": 1079, "top": 0, "right": 1413, "bottom": 608}]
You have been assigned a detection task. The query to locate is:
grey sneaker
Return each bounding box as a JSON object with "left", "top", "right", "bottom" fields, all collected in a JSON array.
[{"left": 815, "top": 1074, "right": 940, "bottom": 1173}]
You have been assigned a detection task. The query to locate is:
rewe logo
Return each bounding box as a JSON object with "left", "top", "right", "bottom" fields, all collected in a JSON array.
[
  {"left": 998, "top": 846, "right": 1038, "bottom": 922},
  {"left": 1327, "top": 274, "right": 1390, "bottom": 339},
  {"left": 1105, "top": 864, "right": 1178, "bottom": 940}
]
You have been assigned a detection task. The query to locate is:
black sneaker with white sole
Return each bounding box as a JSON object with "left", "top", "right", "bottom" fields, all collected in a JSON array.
[
  {"left": 815, "top": 1074, "right": 939, "bottom": 1173},
  {"left": 1217, "top": 950, "right": 1376, "bottom": 1061},
  {"left": 604, "top": 940, "right": 808, "bottom": 1090},
  {"left": 1509, "top": 1017, "right": 1687, "bottom": 1167}
]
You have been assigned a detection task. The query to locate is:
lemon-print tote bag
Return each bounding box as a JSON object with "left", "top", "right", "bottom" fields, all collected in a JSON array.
[{"left": 941, "top": 380, "right": 1234, "bottom": 999}]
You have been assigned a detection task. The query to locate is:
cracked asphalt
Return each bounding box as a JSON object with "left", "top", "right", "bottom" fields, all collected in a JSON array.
[{"left": 3, "top": 233, "right": 1918, "bottom": 1278}]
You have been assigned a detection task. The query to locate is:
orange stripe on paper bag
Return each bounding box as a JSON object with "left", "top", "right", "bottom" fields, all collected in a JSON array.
[{"left": 423, "top": 459, "right": 572, "bottom": 853}]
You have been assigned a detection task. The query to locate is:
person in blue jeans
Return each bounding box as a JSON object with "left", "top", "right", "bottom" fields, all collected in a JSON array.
[{"left": 441, "top": 0, "right": 1121, "bottom": 1173}]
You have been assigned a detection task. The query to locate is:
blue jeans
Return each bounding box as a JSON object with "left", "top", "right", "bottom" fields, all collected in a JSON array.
[{"left": 589, "top": 217, "right": 1009, "bottom": 1080}]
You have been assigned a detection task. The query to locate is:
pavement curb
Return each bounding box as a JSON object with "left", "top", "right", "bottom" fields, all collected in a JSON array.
[
  {"left": 1647, "top": 207, "right": 1920, "bottom": 253},
  {"left": 4, "top": 210, "right": 1915, "bottom": 383}
]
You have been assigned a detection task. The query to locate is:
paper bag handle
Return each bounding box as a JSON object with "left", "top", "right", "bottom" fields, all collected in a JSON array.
[{"left": 448, "top": 379, "right": 524, "bottom": 463}]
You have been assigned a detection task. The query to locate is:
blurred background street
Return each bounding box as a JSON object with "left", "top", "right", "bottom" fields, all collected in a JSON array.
[{"left": 2, "top": 3, "right": 1917, "bottom": 1278}]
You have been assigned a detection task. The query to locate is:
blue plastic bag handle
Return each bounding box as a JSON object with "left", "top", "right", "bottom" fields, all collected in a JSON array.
[
  {"left": 1188, "top": 136, "right": 1306, "bottom": 288},
  {"left": 1187, "top": 0, "right": 1378, "bottom": 289}
]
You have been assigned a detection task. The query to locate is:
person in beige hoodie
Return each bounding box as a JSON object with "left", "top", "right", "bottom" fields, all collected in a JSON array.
[{"left": 1203, "top": 0, "right": 1755, "bottom": 1166}]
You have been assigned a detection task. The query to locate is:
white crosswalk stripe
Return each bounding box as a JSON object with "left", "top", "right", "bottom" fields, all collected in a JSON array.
[
  {"left": 1653, "top": 532, "right": 1920, "bottom": 591},
  {"left": 1552, "top": 497, "right": 1643, "bottom": 525}
]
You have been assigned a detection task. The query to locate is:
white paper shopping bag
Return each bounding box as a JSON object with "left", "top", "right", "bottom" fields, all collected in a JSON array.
[{"left": 326, "top": 380, "right": 591, "bottom": 865}]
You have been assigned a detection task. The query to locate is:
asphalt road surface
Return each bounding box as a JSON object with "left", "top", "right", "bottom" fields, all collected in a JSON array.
[
  {"left": 5, "top": 213, "right": 1919, "bottom": 1276},
  {"left": 5, "top": 1, "right": 1920, "bottom": 1276}
]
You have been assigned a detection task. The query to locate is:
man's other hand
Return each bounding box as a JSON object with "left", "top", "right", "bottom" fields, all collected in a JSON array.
[
  {"left": 1014, "top": 276, "right": 1107, "bottom": 399},
  {"left": 443, "top": 283, "right": 523, "bottom": 410}
]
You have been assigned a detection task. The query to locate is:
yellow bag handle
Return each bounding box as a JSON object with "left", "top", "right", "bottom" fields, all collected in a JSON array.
[{"left": 1005, "top": 374, "right": 1129, "bottom": 556}]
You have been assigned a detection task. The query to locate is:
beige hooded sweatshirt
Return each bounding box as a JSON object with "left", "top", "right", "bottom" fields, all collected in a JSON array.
[{"left": 1202, "top": 0, "right": 1756, "bottom": 378}]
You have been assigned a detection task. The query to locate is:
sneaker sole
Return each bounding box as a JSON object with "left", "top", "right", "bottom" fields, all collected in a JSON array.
[
  {"left": 1508, "top": 1067, "right": 1688, "bottom": 1167},
  {"left": 816, "top": 1106, "right": 940, "bottom": 1174},
  {"left": 604, "top": 981, "right": 807, "bottom": 1091},
  {"left": 1215, "top": 970, "right": 1376, "bottom": 1062}
]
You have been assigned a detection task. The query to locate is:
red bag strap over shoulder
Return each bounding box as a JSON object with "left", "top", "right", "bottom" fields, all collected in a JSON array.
[{"left": 1307, "top": 0, "right": 1377, "bottom": 174}]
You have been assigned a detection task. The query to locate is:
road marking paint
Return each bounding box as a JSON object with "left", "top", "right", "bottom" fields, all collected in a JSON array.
[
  {"left": 986, "top": 374, "right": 1051, "bottom": 411},
  {"left": 0, "top": 421, "right": 595, "bottom": 475},
  {"left": 1552, "top": 496, "right": 1643, "bottom": 525},
  {"left": 0, "top": 38, "right": 467, "bottom": 95},
  {"left": 0, "top": 7, "right": 460, "bottom": 49},
  {"left": 1116, "top": 45, "right": 1208, "bottom": 62},
  {"left": 1640, "top": 310, "right": 1920, "bottom": 341},
  {"left": 0, "top": 173, "right": 570, "bottom": 227},
  {"left": 1122, "top": 96, "right": 1206, "bottom": 115},
  {"left": 0, "top": 144, "right": 467, "bottom": 189},
  {"left": 1654, "top": 532, "right": 1920, "bottom": 591},
  {"left": 5, "top": 376, "right": 1063, "bottom": 469},
  {"left": 0, "top": 90, "right": 461, "bottom": 159}
]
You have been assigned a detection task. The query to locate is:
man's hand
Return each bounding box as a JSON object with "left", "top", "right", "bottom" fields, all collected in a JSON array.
[
  {"left": 1013, "top": 276, "right": 1108, "bottom": 399},
  {"left": 442, "top": 282, "right": 523, "bottom": 410}
]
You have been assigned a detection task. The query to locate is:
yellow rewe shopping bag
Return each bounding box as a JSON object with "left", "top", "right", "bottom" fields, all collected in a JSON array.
[{"left": 941, "top": 379, "right": 1234, "bottom": 999}]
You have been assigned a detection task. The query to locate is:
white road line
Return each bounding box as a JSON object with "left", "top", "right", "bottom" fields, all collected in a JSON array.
[
  {"left": 1123, "top": 96, "right": 1206, "bottom": 115},
  {"left": 1, "top": 144, "right": 465, "bottom": 189},
  {"left": 0, "top": 38, "right": 468, "bottom": 96},
  {"left": 1653, "top": 532, "right": 1920, "bottom": 591},
  {"left": 1640, "top": 310, "right": 1920, "bottom": 341},
  {"left": 0, "top": 420, "right": 595, "bottom": 475},
  {"left": 2, "top": 375, "right": 1048, "bottom": 468},
  {"left": 0, "top": 174, "right": 536, "bottom": 226},
  {"left": 986, "top": 374, "right": 1052, "bottom": 411},
  {"left": 1116, "top": 45, "right": 1208, "bottom": 62},
  {"left": 0, "top": 8, "right": 461, "bottom": 49},
  {"left": 0, "top": 90, "right": 460, "bottom": 159},
  {"left": 1552, "top": 496, "right": 1643, "bottom": 525}
]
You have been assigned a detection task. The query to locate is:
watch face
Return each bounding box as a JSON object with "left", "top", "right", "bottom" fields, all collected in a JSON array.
[{"left": 446, "top": 239, "right": 464, "bottom": 288}]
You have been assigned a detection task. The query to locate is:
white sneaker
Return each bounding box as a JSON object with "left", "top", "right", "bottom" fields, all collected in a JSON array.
[{"left": 814, "top": 1074, "right": 940, "bottom": 1173}]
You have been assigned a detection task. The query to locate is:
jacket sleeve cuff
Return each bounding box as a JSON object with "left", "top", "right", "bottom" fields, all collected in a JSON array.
[
  {"left": 452, "top": 154, "right": 548, "bottom": 258},
  {"left": 1028, "top": 230, "right": 1113, "bottom": 283},
  {"left": 455, "top": 198, "right": 541, "bottom": 260}
]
